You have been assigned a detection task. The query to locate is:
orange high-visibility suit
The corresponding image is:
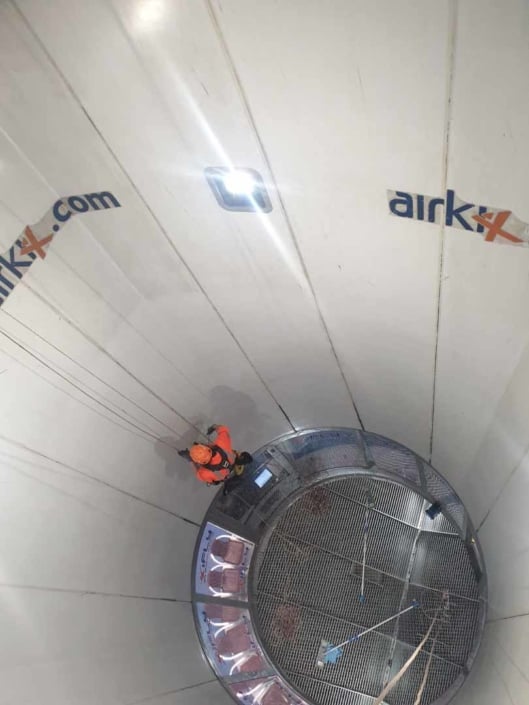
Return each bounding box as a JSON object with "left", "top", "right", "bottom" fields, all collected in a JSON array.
[{"left": 194, "top": 425, "right": 236, "bottom": 484}]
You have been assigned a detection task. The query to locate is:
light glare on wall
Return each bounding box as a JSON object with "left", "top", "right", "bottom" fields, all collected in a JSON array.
[
  {"left": 222, "top": 170, "right": 257, "bottom": 196},
  {"left": 205, "top": 167, "right": 272, "bottom": 212}
]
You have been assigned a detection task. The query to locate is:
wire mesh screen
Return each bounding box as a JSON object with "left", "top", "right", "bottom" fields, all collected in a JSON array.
[
  {"left": 329, "top": 477, "right": 424, "bottom": 528},
  {"left": 388, "top": 643, "right": 463, "bottom": 705},
  {"left": 287, "top": 675, "right": 378, "bottom": 705},
  {"left": 362, "top": 433, "right": 421, "bottom": 486},
  {"left": 251, "top": 474, "right": 484, "bottom": 705}
]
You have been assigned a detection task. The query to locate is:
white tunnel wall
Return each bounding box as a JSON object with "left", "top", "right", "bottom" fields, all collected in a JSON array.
[{"left": 0, "top": 1, "right": 527, "bottom": 705}]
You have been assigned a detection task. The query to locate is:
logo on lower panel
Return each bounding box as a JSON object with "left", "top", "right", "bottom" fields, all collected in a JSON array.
[{"left": 0, "top": 191, "right": 121, "bottom": 307}]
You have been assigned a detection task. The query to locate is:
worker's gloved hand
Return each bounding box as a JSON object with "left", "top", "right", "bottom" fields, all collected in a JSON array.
[
  {"left": 207, "top": 424, "right": 218, "bottom": 435},
  {"left": 177, "top": 449, "right": 191, "bottom": 459}
]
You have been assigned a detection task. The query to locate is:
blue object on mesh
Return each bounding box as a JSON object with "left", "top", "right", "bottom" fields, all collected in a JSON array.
[
  {"left": 359, "top": 594, "right": 366, "bottom": 603},
  {"left": 426, "top": 502, "right": 442, "bottom": 519},
  {"left": 324, "top": 645, "right": 343, "bottom": 664}
]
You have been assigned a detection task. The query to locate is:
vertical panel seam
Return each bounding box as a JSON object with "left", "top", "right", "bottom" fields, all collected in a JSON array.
[
  {"left": 0, "top": 432, "right": 202, "bottom": 527},
  {"left": 11, "top": 0, "right": 295, "bottom": 433},
  {"left": 205, "top": 0, "right": 365, "bottom": 430},
  {"left": 429, "top": 0, "right": 459, "bottom": 462},
  {"left": 125, "top": 680, "right": 218, "bottom": 705}
]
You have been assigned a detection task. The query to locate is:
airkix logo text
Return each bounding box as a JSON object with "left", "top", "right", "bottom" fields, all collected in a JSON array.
[
  {"left": 387, "top": 188, "right": 529, "bottom": 245},
  {"left": 0, "top": 190, "right": 120, "bottom": 307}
]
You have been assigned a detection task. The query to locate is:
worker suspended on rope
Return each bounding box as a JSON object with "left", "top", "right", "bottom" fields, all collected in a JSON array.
[{"left": 177, "top": 424, "right": 253, "bottom": 492}]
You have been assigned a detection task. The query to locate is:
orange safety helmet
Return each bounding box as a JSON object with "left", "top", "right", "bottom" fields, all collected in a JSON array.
[{"left": 189, "top": 444, "right": 213, "bottom": 465}]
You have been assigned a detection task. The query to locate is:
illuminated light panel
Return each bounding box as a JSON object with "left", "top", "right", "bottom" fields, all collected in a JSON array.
[{"left": 205, "top": 167, "right": 272, "bottom": 212}]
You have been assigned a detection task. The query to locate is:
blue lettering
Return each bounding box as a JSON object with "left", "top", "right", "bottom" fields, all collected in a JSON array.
[
  {"left": 84, "top": 191, "right": 121, "bottom": 210},
  {"left": 445, "top": 189, "right": 474, "bottom": 230},
  {"left": 52, "top": 199, "right": 71, "bottom": 223},
  {"left": 0, "top": 268, "right": 14, "bottom": 290},
  {"left": 428, "top": 197, "right": 444, "bottom": 223},
  {"left": 475, "top": 205, "right": 488, "bottom": 234},
  {"left": 389, "top": 191, "right": 413, "bottom": 218},
  {"left": 417, "top": 194, "right": 425, "bottom": 221},
  {"left": 68, "top": 196, "right": 89, "bottom": 213},
  {"left": 0, "top": 245, "right": 34, "bottom": 279}
]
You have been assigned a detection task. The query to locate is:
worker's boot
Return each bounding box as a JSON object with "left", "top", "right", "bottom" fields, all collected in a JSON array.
[{"left": 231, "top": 451, "right": 253, "bottom": 477}]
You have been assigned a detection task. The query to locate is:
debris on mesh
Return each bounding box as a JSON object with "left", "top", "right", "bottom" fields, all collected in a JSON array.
[
  {"left": 272, "top": 604, "right": 301, "bottom": 640},
  {"left": 277, "top": 534, "right": 311, "bottom": 565},
  {"left": 302, "top": 486, "right": 331, "bottom": 515}
]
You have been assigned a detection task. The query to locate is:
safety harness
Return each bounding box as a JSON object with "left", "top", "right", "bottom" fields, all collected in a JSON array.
[{"left": 195, "top": 443, "right": 234, "bottom": 472}]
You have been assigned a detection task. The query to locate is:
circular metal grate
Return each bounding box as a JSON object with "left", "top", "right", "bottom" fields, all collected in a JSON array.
[
  {"left": 192, "top": 429, "right": 486, "bottom": 705},
  {"left": 251, "top": 475, "right": 483, "bottom": 705}
]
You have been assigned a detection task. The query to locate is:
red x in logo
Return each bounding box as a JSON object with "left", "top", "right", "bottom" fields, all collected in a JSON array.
[
  {"left": 472, "top": 210, "right": 523, "bottom": 244},
  {"left": 19, "top": 226, "right": 54, "bottom": 259}
]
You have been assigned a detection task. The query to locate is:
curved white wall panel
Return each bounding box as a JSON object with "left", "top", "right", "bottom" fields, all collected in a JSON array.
[{"left": 0, "top": 2, "right": 527, "bottom": 704}]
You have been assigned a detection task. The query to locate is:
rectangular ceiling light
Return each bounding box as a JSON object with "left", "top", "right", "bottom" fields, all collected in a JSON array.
[{"left": 205, "top": 167, "right": 272, "bottom": 213}]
